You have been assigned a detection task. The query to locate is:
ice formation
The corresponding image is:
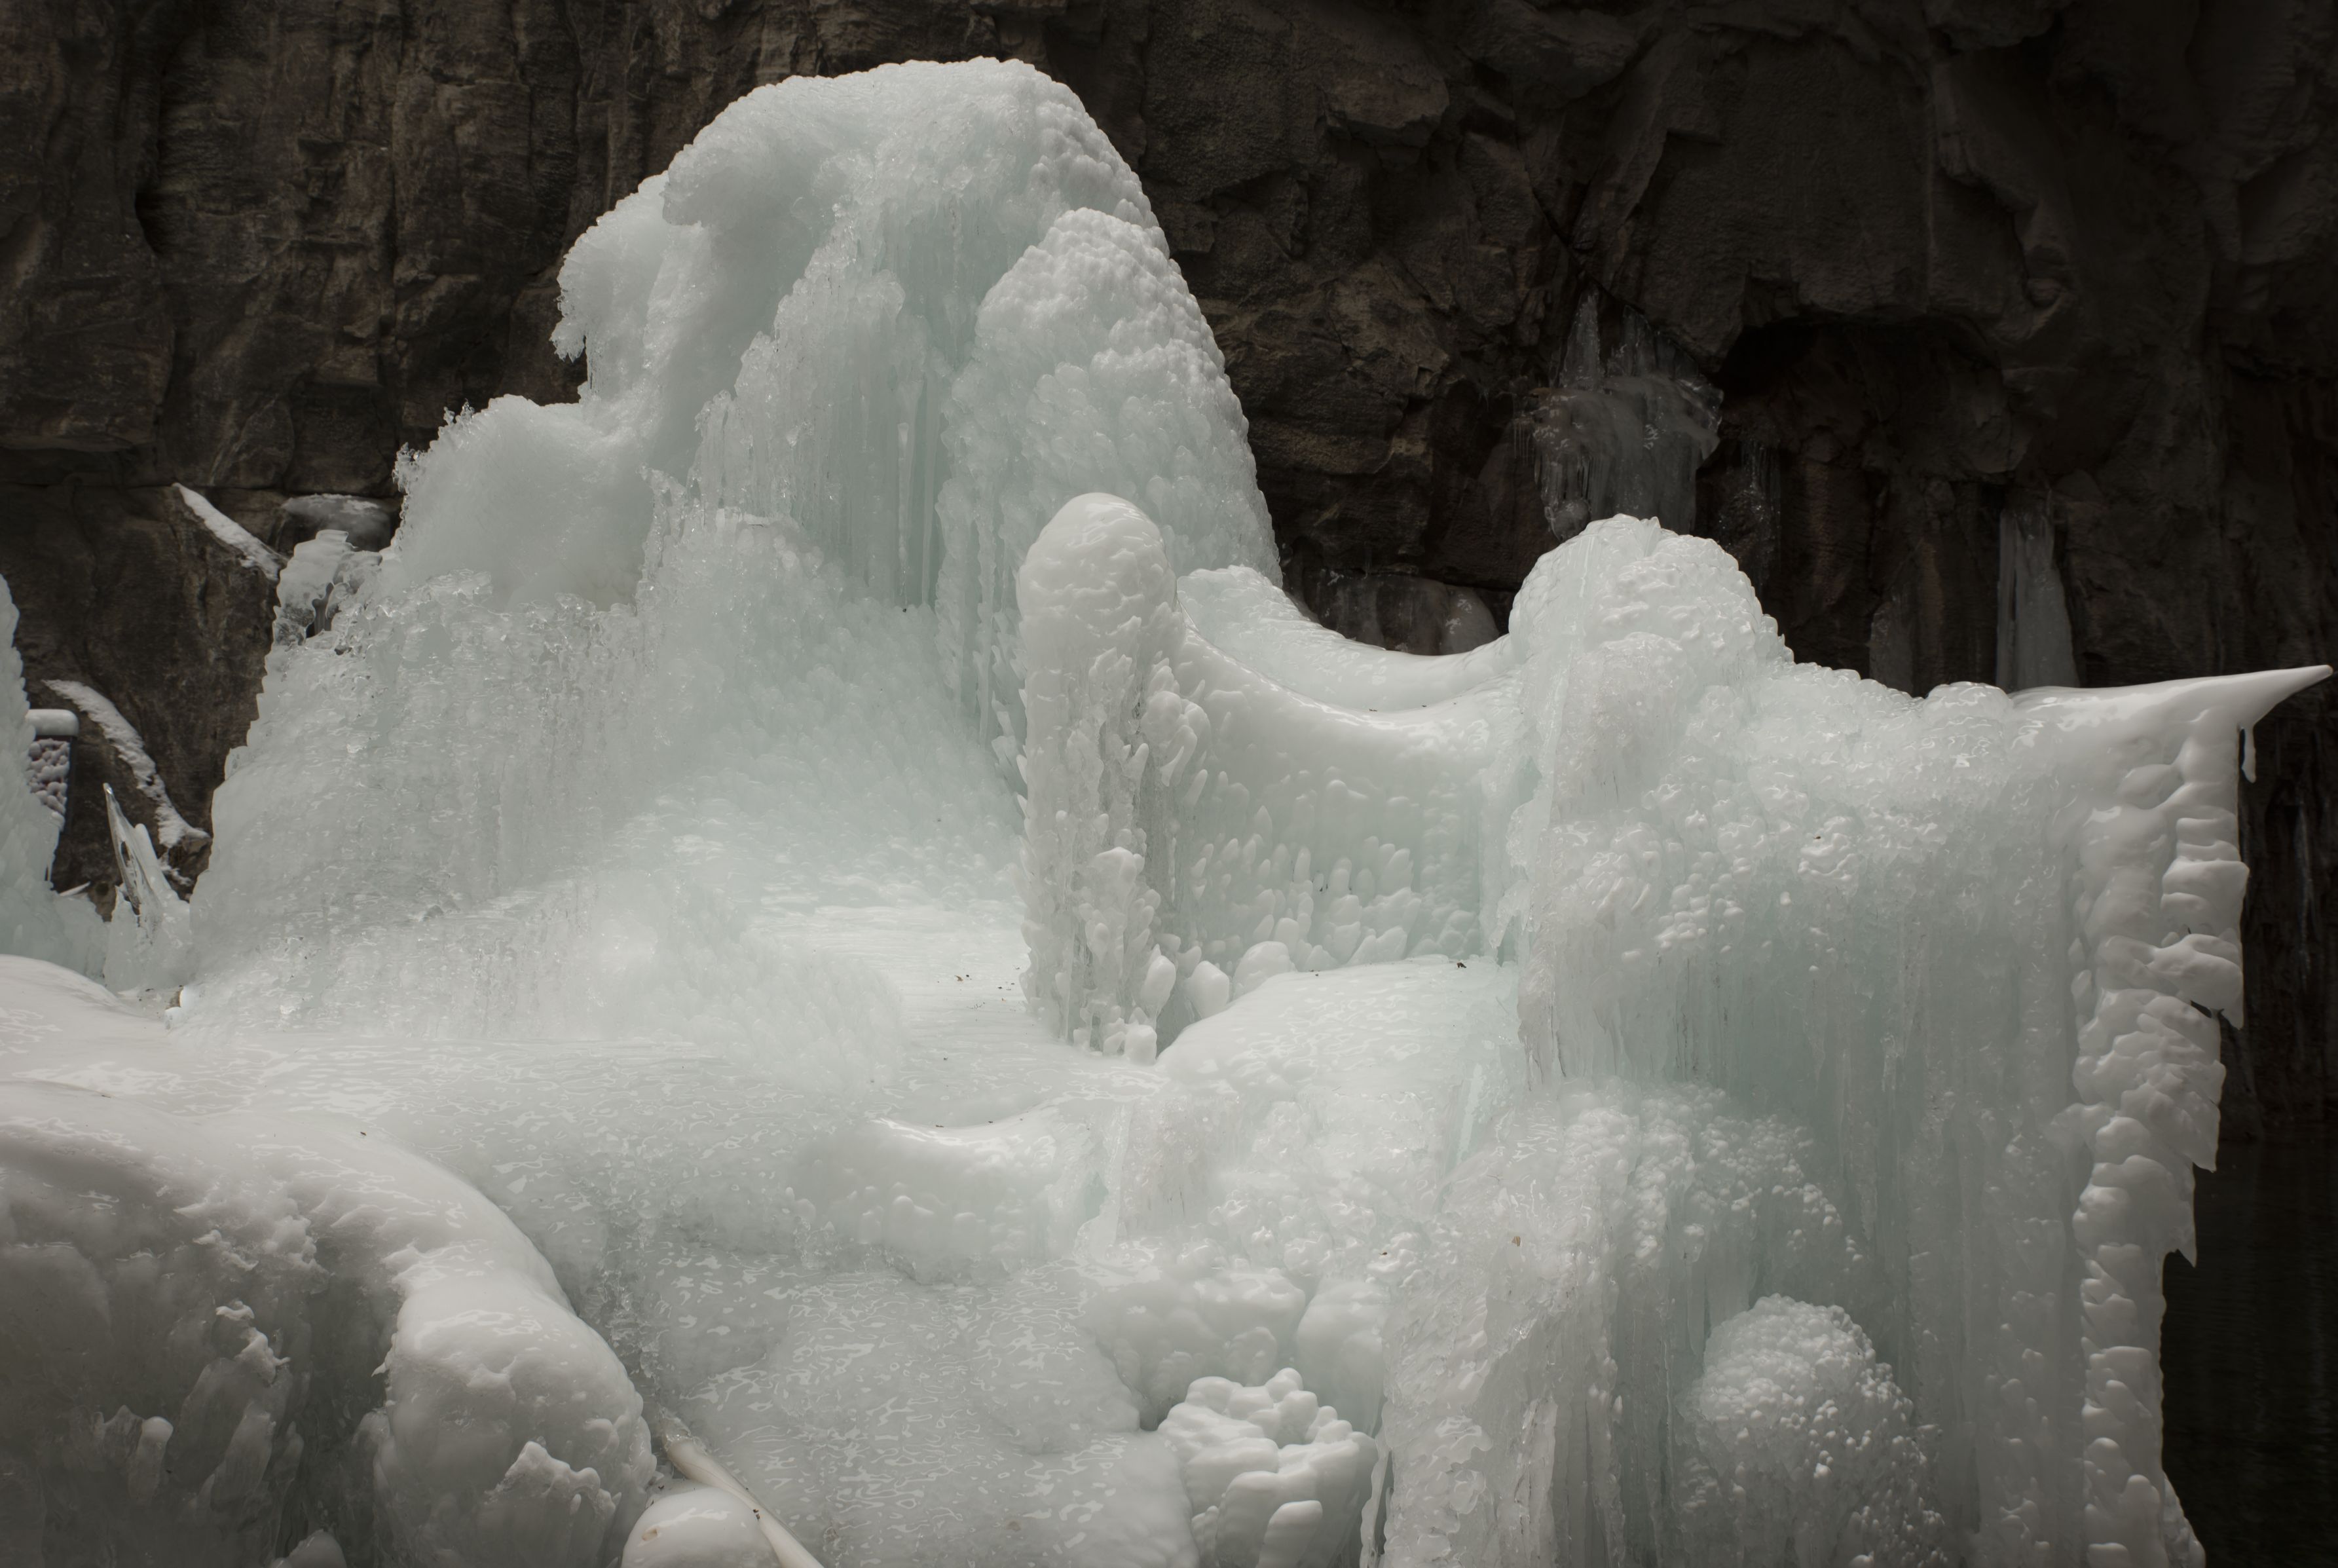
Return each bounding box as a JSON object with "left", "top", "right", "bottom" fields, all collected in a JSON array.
[
  {"left": 1671, "top": 1297, "right": 1944, "bottom": 1567},
  {"left": 0, "top": 582, "right": 99, "bottom": 972},
  {"left": 0, "top": 57, "right": 2324, "bottom": 1568}
]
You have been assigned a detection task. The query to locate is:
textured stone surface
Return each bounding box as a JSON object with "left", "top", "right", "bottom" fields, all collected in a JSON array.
[{"left": 0, "top": 0, "right": 2332, "bottom": 1131}]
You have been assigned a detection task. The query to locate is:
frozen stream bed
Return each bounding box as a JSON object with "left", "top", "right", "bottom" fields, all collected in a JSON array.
[{"left": 0, "top": 59, "right": 2326, "bottom": 1568}]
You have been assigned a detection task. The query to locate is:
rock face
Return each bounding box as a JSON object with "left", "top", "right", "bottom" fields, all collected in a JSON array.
[{"left": 1, "top": 0, "right": 2332, "bottom": 1132}]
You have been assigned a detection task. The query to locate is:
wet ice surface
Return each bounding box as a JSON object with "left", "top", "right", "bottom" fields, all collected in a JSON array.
[{"left": 0, "top": 57, "right": 2328, "bottom": 1568}]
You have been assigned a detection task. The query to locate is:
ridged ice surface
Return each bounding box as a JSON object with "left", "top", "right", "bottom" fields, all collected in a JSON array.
[{"left": 0, "top": 58, "right": 2324, "bottom": 1568}]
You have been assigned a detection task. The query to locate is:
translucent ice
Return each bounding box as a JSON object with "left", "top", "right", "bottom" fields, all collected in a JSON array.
[{"left": 0, "top": 55, "right": 2326, "bottom": 1568}]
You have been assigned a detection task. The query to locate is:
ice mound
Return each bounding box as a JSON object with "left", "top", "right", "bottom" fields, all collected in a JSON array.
[
  {"left": 1672, "top": 1296, "right": 1945, "bottom": 1567},
  {"left": 1, "top": 54, "right": 2327, "bottom": 1568},
  {"left": 0, "top": 1022, "right": 650, "bottom": 1568}
]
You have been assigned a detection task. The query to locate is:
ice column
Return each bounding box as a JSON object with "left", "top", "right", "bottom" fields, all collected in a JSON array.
[{"left": 1015, "top": 493, "right": 1186, "bottom": 1058}]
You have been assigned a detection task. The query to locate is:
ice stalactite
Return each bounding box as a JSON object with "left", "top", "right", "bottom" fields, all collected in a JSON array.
[
  {"left": 1531, "top": 296, "right": 1720, "bottom": 543},
  {"left": 1999, "top": 495, "right": 2081, "bottom": 691}
]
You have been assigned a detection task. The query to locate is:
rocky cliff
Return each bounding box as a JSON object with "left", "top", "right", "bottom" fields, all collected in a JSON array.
[{"left": 3, "top": 0, "right": 2332, "bottom": 1132}]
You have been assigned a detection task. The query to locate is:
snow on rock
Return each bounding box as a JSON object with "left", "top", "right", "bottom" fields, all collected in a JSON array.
[
  {"left": 1670, "top": 1296, "right": 1946, "bottom": 1568},
  {"left": 40, "top": 678, "right": 208, "bottom": 863},
  {"left": 27, "top": 707, "right": 75, "bottom": 818},
  {"left": 1160, "top": 1368, "right": 1377, "bottom": 1568},
  {"left": 176, "top": 484, "right": 284, "bottom": 582},
  {"left": 270, "top": 1531, "right": 348, "bottom": 1568}
]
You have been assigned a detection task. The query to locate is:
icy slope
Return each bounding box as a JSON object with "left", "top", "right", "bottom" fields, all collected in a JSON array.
[{"left": 0, "top": 56, "right": 2325, "bottom": 1568}]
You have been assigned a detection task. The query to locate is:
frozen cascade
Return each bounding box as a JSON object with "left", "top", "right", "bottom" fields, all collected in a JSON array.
[
  {"left": 1998, "top": 495, "right": 2081, "bottom": 691},
  {"left": 0, "top": 58, "right": 2324, "bottom": 1568},
  {"left": 1531, "top": 296, "right": 1720, "bottom": 542}
]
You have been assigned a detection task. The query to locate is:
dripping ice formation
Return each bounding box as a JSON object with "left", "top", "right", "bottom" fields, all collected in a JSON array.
[{"left": 0, "top": 59, "right": 2323, "bottom": 1568}]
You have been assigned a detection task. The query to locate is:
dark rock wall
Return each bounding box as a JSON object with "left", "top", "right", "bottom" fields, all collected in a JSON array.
[{"left": 1, "top": 0, "right": 2331, "bottom": 1132}]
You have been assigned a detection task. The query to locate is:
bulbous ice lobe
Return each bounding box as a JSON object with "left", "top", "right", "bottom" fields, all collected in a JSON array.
[
  {"left": 1671, "top": 1297, "right": 1946, "bottom": 1567},
  {"left": 940, "top": 211, "right": 1274, "bottom": 760},
  {"left": 1161, "top": 1368, "right": 1377, "bottom": 1568},
  {"left": 0, "top": 1003, "right": 652, "bottom": 1568},
  {"left": 621, "top": 1485, "right": 771, "bottom": 1568}
]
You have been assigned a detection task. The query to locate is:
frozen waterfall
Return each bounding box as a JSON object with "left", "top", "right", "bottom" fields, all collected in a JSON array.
[{"left": 0, "top": 60, "right": 2324, "bottom": 1568}]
